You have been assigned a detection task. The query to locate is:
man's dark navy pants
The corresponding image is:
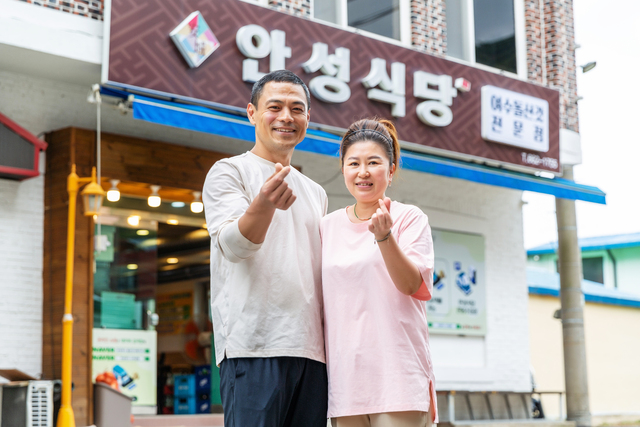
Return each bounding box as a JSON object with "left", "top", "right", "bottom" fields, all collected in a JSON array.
[{"left": 220, "top": 357, "right": 328, "bottom": 427}]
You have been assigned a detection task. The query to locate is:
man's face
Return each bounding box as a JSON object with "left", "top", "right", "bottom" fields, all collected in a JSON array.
[{"left": 247, "top": 81, "right": 310, "bottom": 157}]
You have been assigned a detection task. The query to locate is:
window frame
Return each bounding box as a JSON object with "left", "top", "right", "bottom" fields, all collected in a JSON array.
[
  {"left": 445, "top": 0, "right": 527, "bottom": 80},
  {"left": 311, "top": 0, "right": 412, "bottom": 46}
]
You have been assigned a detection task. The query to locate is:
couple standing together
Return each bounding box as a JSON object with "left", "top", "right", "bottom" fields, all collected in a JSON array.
[{"left": 203, "top": 70, "right": 437, "bottom": 427}]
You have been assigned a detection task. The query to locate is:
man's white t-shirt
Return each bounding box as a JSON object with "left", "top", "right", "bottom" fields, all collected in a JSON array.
[{"left": 203, "top": 151, "right": 328, "bottom": 366}]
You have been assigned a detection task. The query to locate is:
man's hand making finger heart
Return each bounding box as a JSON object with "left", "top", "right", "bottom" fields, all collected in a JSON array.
[{"left": 258, "top": 163, "right": 297, "bottom": 211}]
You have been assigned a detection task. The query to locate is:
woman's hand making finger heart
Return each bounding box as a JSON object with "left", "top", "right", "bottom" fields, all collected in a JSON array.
[{"left": 369, "top": 197, "right": 393, "bottom": 240}]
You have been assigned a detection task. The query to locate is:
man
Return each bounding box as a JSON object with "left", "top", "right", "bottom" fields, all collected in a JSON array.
[{"left": 203, "top": 70, "right": 328, "bottom": 427}]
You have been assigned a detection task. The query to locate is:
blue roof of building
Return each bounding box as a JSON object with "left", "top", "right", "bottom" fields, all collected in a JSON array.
[
  {"left": 527, "top": 232, "right": 640, "bottom": 255},
  {"left": 527, "top": 267, "right": 640, "bottom": 309}
]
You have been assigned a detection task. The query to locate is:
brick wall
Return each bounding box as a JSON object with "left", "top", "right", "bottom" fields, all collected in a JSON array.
[
  {"left": 0, "top": 166, "right": 44, "bottom": 380},
  {"left": 525, "top": 0, "right": 580, "bottom": 132},
  {"left": 269, "top": 0, "right": 310, "bottom": 18},
  {"left": 410, "top": 0, "right": 447, "bottom": 57},
  {"left": 543, "top": 0, "right": 579, "bottom": 132},
  {"left": 14, "top": 0, "right": 103, "bottom": 20},
  {"left": 525, "top": 0, "right": 545, "bottom": 84}
]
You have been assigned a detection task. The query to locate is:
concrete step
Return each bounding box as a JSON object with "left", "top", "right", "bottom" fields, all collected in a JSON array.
[
  {"left": 132, "top": 414, "right": 224, "bottom": 427},
  {"left": 448, "top": 420, "right": 576, "bottom": 427}
]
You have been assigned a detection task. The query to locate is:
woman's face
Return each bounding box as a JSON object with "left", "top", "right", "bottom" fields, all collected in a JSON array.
[{"left": 342, "top": 140, "right": 395, "bottom": 205}]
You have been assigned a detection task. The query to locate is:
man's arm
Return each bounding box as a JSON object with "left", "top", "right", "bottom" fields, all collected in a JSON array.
[
  {"left": 238, "top": 163, "right": 296, "bottom": 244},
  {"left": 203, "top": 161, "right": 296, "bottom": 263}
]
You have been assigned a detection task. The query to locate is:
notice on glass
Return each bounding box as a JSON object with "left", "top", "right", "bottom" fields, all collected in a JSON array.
[{"left": 92, "top": 328, "right": 157, "bottom": 407}]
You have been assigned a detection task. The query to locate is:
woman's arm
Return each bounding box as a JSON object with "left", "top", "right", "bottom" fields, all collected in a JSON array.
[{"left": 369, "top": 198, "right": 423, "bottom": 296}]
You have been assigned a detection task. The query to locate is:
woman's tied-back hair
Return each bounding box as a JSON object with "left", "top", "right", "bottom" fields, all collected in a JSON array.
[{"left": 340, "top": 118, "right": 401, "bottom": 170}]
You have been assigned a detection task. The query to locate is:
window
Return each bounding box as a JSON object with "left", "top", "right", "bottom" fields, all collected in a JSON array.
[
  {"left": 554, "top": 256, "right": 605, "bottom": 285},
  {"left": 445, "top": 0, "right": 522, "bottom": 75},
  {"left": 582, "top": 257, "right": 604, "bottom": 284},
  {"left": 314, "top": 0, "right": 407, "bottom": 42}
]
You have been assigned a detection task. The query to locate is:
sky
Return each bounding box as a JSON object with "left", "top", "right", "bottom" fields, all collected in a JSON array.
[{"left": 521, "top": 0, "right": 640, "bottom": 249}]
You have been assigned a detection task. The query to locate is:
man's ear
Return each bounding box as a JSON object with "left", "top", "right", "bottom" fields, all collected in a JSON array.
[
  {"left": 306, "top": 108, "right": 310, "bottom": 127},
  {"left": 247, "top": 103, "right": 256, "bottom": 125}
]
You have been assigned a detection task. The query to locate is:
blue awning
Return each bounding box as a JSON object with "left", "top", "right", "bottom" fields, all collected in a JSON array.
[{"left": 126, "top": 93, "right": 606, "bottom": 204}]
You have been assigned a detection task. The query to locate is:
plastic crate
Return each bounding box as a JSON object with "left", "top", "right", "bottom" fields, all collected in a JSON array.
[
  {"left": 195, "top": 365, "right": 211, "bottom": 393},
  {"left": 173, "top": 374, "right": 195, "bottom": 397},
  {"left": 174, "top": 396, "right": 196, "bottom": 415},
  {"left": 196, "top": 397, "right": 211, "bottom": 414}
]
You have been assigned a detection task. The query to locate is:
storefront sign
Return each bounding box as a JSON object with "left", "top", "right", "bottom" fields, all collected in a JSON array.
[
  {"left": 481, "top": 86, "right": 551, "bottom": 156},
  {"left": 103, "top": 0, "right": 560, "bottom": 173},
  {"left": 92, "top": 328, "right": 157, "bottom": 407},
  {"left": 427, "top": 229, "right": 486, "bottom": 336}
]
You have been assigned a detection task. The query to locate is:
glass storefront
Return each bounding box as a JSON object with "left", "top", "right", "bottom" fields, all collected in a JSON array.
[{"left": 92, "top": 195, "right": 218, "bottom": 415}]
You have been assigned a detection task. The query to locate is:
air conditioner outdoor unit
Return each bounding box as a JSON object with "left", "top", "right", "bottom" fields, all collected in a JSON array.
[{"left": 0, "top": 381, "right": 54, "bottom": 427}]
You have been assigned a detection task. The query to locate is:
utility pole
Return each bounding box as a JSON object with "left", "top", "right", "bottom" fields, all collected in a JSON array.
[{"left": 555, "top": 164, "right": 591, "bottom": 427}]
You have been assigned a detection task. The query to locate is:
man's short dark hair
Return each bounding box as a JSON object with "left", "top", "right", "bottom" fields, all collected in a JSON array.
[{"left": 250, "top": 70, "right": 311, "bottom": 111}]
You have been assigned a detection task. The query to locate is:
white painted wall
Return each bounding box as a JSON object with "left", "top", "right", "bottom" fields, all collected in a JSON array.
[
  {"left": 0, "top": 0, "right": 102, "bottom": 86},
  {"left": 0, "top": 153, "right": 45, "bottom": 380}
]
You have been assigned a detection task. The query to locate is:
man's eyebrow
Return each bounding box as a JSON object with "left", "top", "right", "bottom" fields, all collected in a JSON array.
[{"left": 265, "top": 99, "right": 307, "bottom": 108}]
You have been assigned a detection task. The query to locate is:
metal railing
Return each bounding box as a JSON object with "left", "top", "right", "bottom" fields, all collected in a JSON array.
[{"left": 436, "top": 390, "right": 566, "bottom": 423}]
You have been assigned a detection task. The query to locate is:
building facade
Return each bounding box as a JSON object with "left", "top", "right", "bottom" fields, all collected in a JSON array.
[
  {"left": 528, "top": 233, "right": 640, "bottom": 295},
  {"left": 528, "top": 267, "right": 640, "bottom": 424},
  {"left": 0, "top": 0, "right": 601, "bottom": 425}
]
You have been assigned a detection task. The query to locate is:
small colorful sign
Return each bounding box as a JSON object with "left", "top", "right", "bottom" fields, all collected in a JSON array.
[
  {"left": 170, "top": 11, "right": 220, "bottom": 68},
  {"left": 92, "top": 328, "right": 157, "bottom": 408},
  {"left": 426, "top": 229, "right": 486, "bottom": 336}
]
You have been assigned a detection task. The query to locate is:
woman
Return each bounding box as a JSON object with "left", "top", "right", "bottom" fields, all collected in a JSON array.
[{"left": 321, "top": 118, "right": 437, "bottom": 427}]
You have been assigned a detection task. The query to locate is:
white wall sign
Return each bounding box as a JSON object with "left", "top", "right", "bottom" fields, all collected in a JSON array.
[
  {"left": 481, "top": 85, "right": 549, "bottom": 152},
  {"left": 427, "top": 229, "right": 486, "bottom": 336}
]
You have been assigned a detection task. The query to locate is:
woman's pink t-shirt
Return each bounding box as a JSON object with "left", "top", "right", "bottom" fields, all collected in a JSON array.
[{"left": 321, "top": 201, "right": 438, "bottom": 421}]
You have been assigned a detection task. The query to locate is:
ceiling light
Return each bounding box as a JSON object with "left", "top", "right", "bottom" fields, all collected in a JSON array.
[
  {"left": 106, "top": 179, "right": 121, "bottom": 202},
  {"left": 171, "top": 201, "right": 186, "bottom": 208},
  {"left": 127, "top": 264, "right": 138, "bottom": 270},
  {"left": 191, "top": 191, "right": 204, "bottom": 213},
  {"left": 167, "top": 257, "right": 179, "bottom": 264},
  {"left": 167, "top": 219, "right": 179, "bottom": 225},
  {"left": 580, "top": 62, "right": 596, "bottom": 73},
  {"left": 148, "top": 185, "right": 161, "bottom": 208},
  {"left": 136, "top": 229, "right": 150, "bottom": 236},
  {"left": 127, "top": 215, "right": 141, "bottom": 227}
]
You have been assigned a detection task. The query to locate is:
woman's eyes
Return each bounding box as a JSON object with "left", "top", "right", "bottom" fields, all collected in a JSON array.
[{"left": 348, "top": 161, "right": 381, "bottom": 166}]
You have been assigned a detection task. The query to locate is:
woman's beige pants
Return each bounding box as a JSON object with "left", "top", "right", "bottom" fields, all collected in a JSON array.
[{"left": 330, "top": 410, "right": 435, "bottom": 427}]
